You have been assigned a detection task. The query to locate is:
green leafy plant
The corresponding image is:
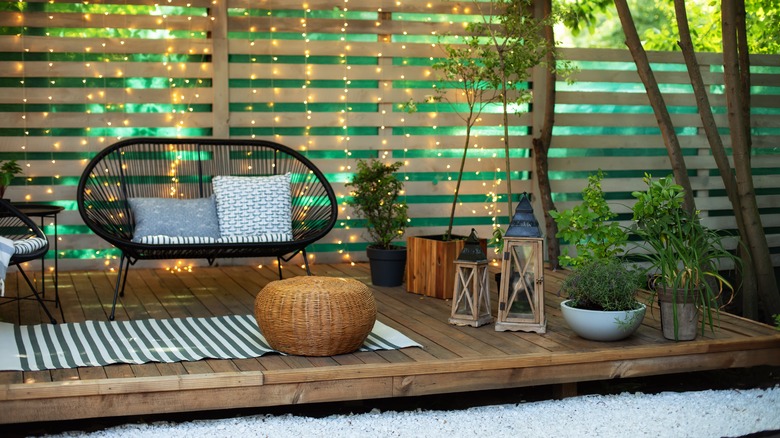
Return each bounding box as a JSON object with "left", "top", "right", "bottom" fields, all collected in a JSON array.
[
  {"left": 424, "top": 30, "right": 496, "bottom": 241},
  {"left": 631, "top": 173, "right": 740, "bottom": 337},
  {"left": 489, "top": 226, "right": 505, "bottom": 257},
  {"left": 346, "top": 159, "right": 409, "bottom": 250},
  {"left": 0, "top": 159, "right": 22, "bottom": 199},
  {"left": 405, "top": 0, "right": 563, "bottom": 242},
  {"left": 774, "top": 314, "right": 780, "bottom": 330},
  {"left": 550, "top": 170, "right": 628, "bottom": 267},
  {"left": 559, "top": 258, "right": 643, "bottom": 312}
]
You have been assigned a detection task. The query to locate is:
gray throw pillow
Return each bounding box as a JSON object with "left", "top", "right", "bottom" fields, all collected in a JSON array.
[{"left": 129, "top": 196, "right": 221, "bottom": 243}]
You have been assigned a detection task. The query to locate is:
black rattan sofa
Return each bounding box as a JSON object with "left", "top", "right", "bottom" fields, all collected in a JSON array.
[{"left": 77, "top": 138, "right": 338, "bottom": 320}]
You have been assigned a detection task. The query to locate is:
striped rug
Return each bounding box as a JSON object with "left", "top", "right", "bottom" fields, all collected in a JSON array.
[{"left": 0, "top": 315, "right": 422, "bottom": 371}]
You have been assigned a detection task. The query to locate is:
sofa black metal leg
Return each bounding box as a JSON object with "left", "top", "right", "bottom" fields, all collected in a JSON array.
[
  {"left": 302, "top": 248, "right": 311, "bottom": 276},
  {"left": 277, "top": 257, "right": 283, "bottom": 280},
  {"left": 119, "top": 257, "right": 130, "bottom": 298},
  {"left": 110, "top": 254, "right": 130, "bottom": 321}
]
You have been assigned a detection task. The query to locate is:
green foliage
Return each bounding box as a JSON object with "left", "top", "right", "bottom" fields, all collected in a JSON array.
[
  {"left": 422, "top": 0, "right": 566, "bottom": 240},
  {"left": 631, "top": 173, "right": 740, "bottom": 335},
  {"left": 774, "top": 314, "right": 780, "bottom": 330},
  {"left": 489, "top": 226, "right": 505, "bottom": 256},
  {"left": 550, "top": 170, "right": 628, "bottom": 267},
  {"left": 469, "top": 0, "right": 556, "bottom": 113},
  {"left": 346, "top": 159, "right": 409, "bottom": 250},
  {"left": 631, "top": 173, "right": 686, "bottom": 233},
  {"left": 0, "top": 159, "right": 22, "bottom": 198},
  {"left": 556, "top": 0, "right": 779, "bottom": 54},
  {"left": 559, "top": 258, "right": 643, "bottom": 312},
  {"left": 747, "top": 0, "right": 780, "bottom": 55},
  {"left": 425, "top": 7, "right": 500, "bottom": 241}
]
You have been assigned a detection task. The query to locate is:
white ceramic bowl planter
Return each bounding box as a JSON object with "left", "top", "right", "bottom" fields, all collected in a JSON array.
[{"left": 560, "top": 300, "right": 646, "bottom": 341}]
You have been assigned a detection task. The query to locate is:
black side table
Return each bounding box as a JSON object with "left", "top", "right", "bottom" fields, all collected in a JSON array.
[{"left": 13, "top": 203, "right": 65, "bottom": 312}]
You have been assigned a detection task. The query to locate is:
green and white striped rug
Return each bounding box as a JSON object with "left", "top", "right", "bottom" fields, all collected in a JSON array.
[{"left": 0, "top": 315, "right": 422, "bottom": 371}]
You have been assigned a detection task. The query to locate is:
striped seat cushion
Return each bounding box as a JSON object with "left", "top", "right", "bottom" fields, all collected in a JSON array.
[
  {"left": 218, "top": 234, "right": 292, "bottom": 244},
  {"left": 136, "top": 235, "right": 293, "bottom": 245},
  {"left": 135, "top": 236, "right": 217, "bottom": 245},
  {"left": 13, "top": 237, "right": 47, "bottom": 255}
]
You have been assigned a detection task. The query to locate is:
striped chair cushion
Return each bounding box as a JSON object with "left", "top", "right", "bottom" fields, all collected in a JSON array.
[
  {"left": 135, "top": 236, "right": 217, "bottom": 245},
  {"left": 217, "top": 234, "right": 292, "bottom": 244},
  {"left": 13, "top": 237, "right": 48, "bottom": 255}
]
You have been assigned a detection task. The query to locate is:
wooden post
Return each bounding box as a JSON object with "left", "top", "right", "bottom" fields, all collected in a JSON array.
[{"left": 210, "top": 1, "right": 230, "bottom": 138}]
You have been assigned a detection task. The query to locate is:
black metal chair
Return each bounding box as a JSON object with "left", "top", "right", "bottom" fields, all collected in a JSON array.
[{"left": 0, "top": 200, "right": 59, "bottom": 324}]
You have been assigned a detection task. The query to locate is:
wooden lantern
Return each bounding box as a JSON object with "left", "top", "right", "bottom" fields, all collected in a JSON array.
[
  {"left": 495, "top": 193, "right": 547, "bottom": 333},
  {"left": 449, "top": 229, "right": 493, "bottom": 327}
]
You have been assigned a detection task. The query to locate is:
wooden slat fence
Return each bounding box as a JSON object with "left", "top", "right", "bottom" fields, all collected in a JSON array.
[{"left": 0, "top": 0, "right": 777, "bottom": 270}]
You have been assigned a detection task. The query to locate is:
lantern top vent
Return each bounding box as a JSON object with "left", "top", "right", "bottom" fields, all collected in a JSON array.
[
  {"left": 504, "top": 192, "right": 541, "bottom": 238},
  {"left": 456, "top": 228, "right": 487, "bottom": 262}
]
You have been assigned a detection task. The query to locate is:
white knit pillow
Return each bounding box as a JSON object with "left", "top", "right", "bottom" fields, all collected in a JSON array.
[{"left": 212, "top": 174, "right": 293, "bottom": 240}]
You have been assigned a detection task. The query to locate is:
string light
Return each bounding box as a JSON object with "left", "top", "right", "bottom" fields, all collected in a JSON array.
[{"left": 11, "top": 1, "right": 509, "bottom": 270}]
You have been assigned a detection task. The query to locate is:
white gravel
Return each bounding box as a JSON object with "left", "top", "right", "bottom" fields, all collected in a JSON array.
[{"left": 44, "top": 386, "right": 780, "bottom": 438}]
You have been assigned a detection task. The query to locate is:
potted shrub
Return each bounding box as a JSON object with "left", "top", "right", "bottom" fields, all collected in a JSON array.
[
  {"left": 346, "top": 159, "right": 409, "bottom": 287},
  {"left": 550, "top": 171, "right": 644, "bottom": 341},
  {"left": 631, "top": 173, "right": 739, "bottom": 341},
  {"left": 0, "top": 159, "right": 22, "bottom": 200},
  {"left": 549, "top": 170, "right": 628, "bottom": 268},
  {"left": 559, "top": 258, "right": 646, "bottom": 341}
]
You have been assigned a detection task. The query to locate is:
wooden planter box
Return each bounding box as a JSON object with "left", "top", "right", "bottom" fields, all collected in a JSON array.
[{"left": 405, "top": 235, "right": 488, "bottom": 300}]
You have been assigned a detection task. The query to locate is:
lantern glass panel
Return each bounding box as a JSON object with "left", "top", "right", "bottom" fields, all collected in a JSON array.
[
  {"left": 506, "top": 241, "right": 537, "bottom": 319},
  {"left": 450, "top": 261, "right": 493, "bottom": 327},
  {"left": 454, "top": 266, "right": 476, "bottom": 315}
]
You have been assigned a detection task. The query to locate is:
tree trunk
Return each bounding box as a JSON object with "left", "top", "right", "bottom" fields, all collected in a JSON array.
[
  {"left": 532, "top": 0, "right": 560, "bottom": 269},
  {"left": 735, "top": 0, "right": 751, "bottom": 145},
  {"left": 501, "top": 82, "right": 514, "bottom": 223},
  {"left": 613, "top": 0, "right": 696, "bottom": 215},
  {"left": 672, "top": 0, "right": 757, "bottom": 318},
  {"left": 446, "top": 122, "right": 473, "bottom": 241},
  {"left": 722, "top": 0, "right": 780, "bottom": 319}
]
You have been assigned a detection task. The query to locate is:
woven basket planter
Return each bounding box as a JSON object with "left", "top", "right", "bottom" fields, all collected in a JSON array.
[{"left": 254, "top": 276, "right": 377, "bottom": 356}]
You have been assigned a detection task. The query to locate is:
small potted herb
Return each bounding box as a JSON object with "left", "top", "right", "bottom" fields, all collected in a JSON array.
[
  {"left": 550, "top": 171, "right": 645, "bottom": 340},
  {"left": 559, "top": 258, "right": 646, "bottom": 341},
  {"left": 346, "top": 159, "right": 409, "bottom": 287}
]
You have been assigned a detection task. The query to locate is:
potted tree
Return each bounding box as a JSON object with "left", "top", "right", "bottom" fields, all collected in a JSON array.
[
  {"left": 559, "top": 258, "right": 646, "bottom": 341},
  {"left": 0, "top": 159, "right": 22, "bottom": 200},
  {"left": 403, "top": 30, "right": 494, "bottom": 300},
  {"left": 406, "top": 0, "right": 554, "bottom": 299},
  {"left": 631, "top": 174, "right": 740, "bottom": 341},
  {"left": 346, "top": 159, "right": 409, "bottom": 287},
  {"left": 550, "top": 171, "right": 644, "bottom": 341}
]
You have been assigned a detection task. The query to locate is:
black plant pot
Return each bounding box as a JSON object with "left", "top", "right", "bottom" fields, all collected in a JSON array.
[{"left": 366, "top": 245, "right": 407, "bottom": 287}]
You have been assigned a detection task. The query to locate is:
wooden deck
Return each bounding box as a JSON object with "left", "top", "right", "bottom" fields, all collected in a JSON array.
[{"left": 1, "top": 262, "right": 779, "bottom": 424}]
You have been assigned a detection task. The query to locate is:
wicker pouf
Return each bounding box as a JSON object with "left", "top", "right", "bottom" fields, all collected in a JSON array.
[{"left": 254, "top": 276, "right": 377, "bottom": 356}]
